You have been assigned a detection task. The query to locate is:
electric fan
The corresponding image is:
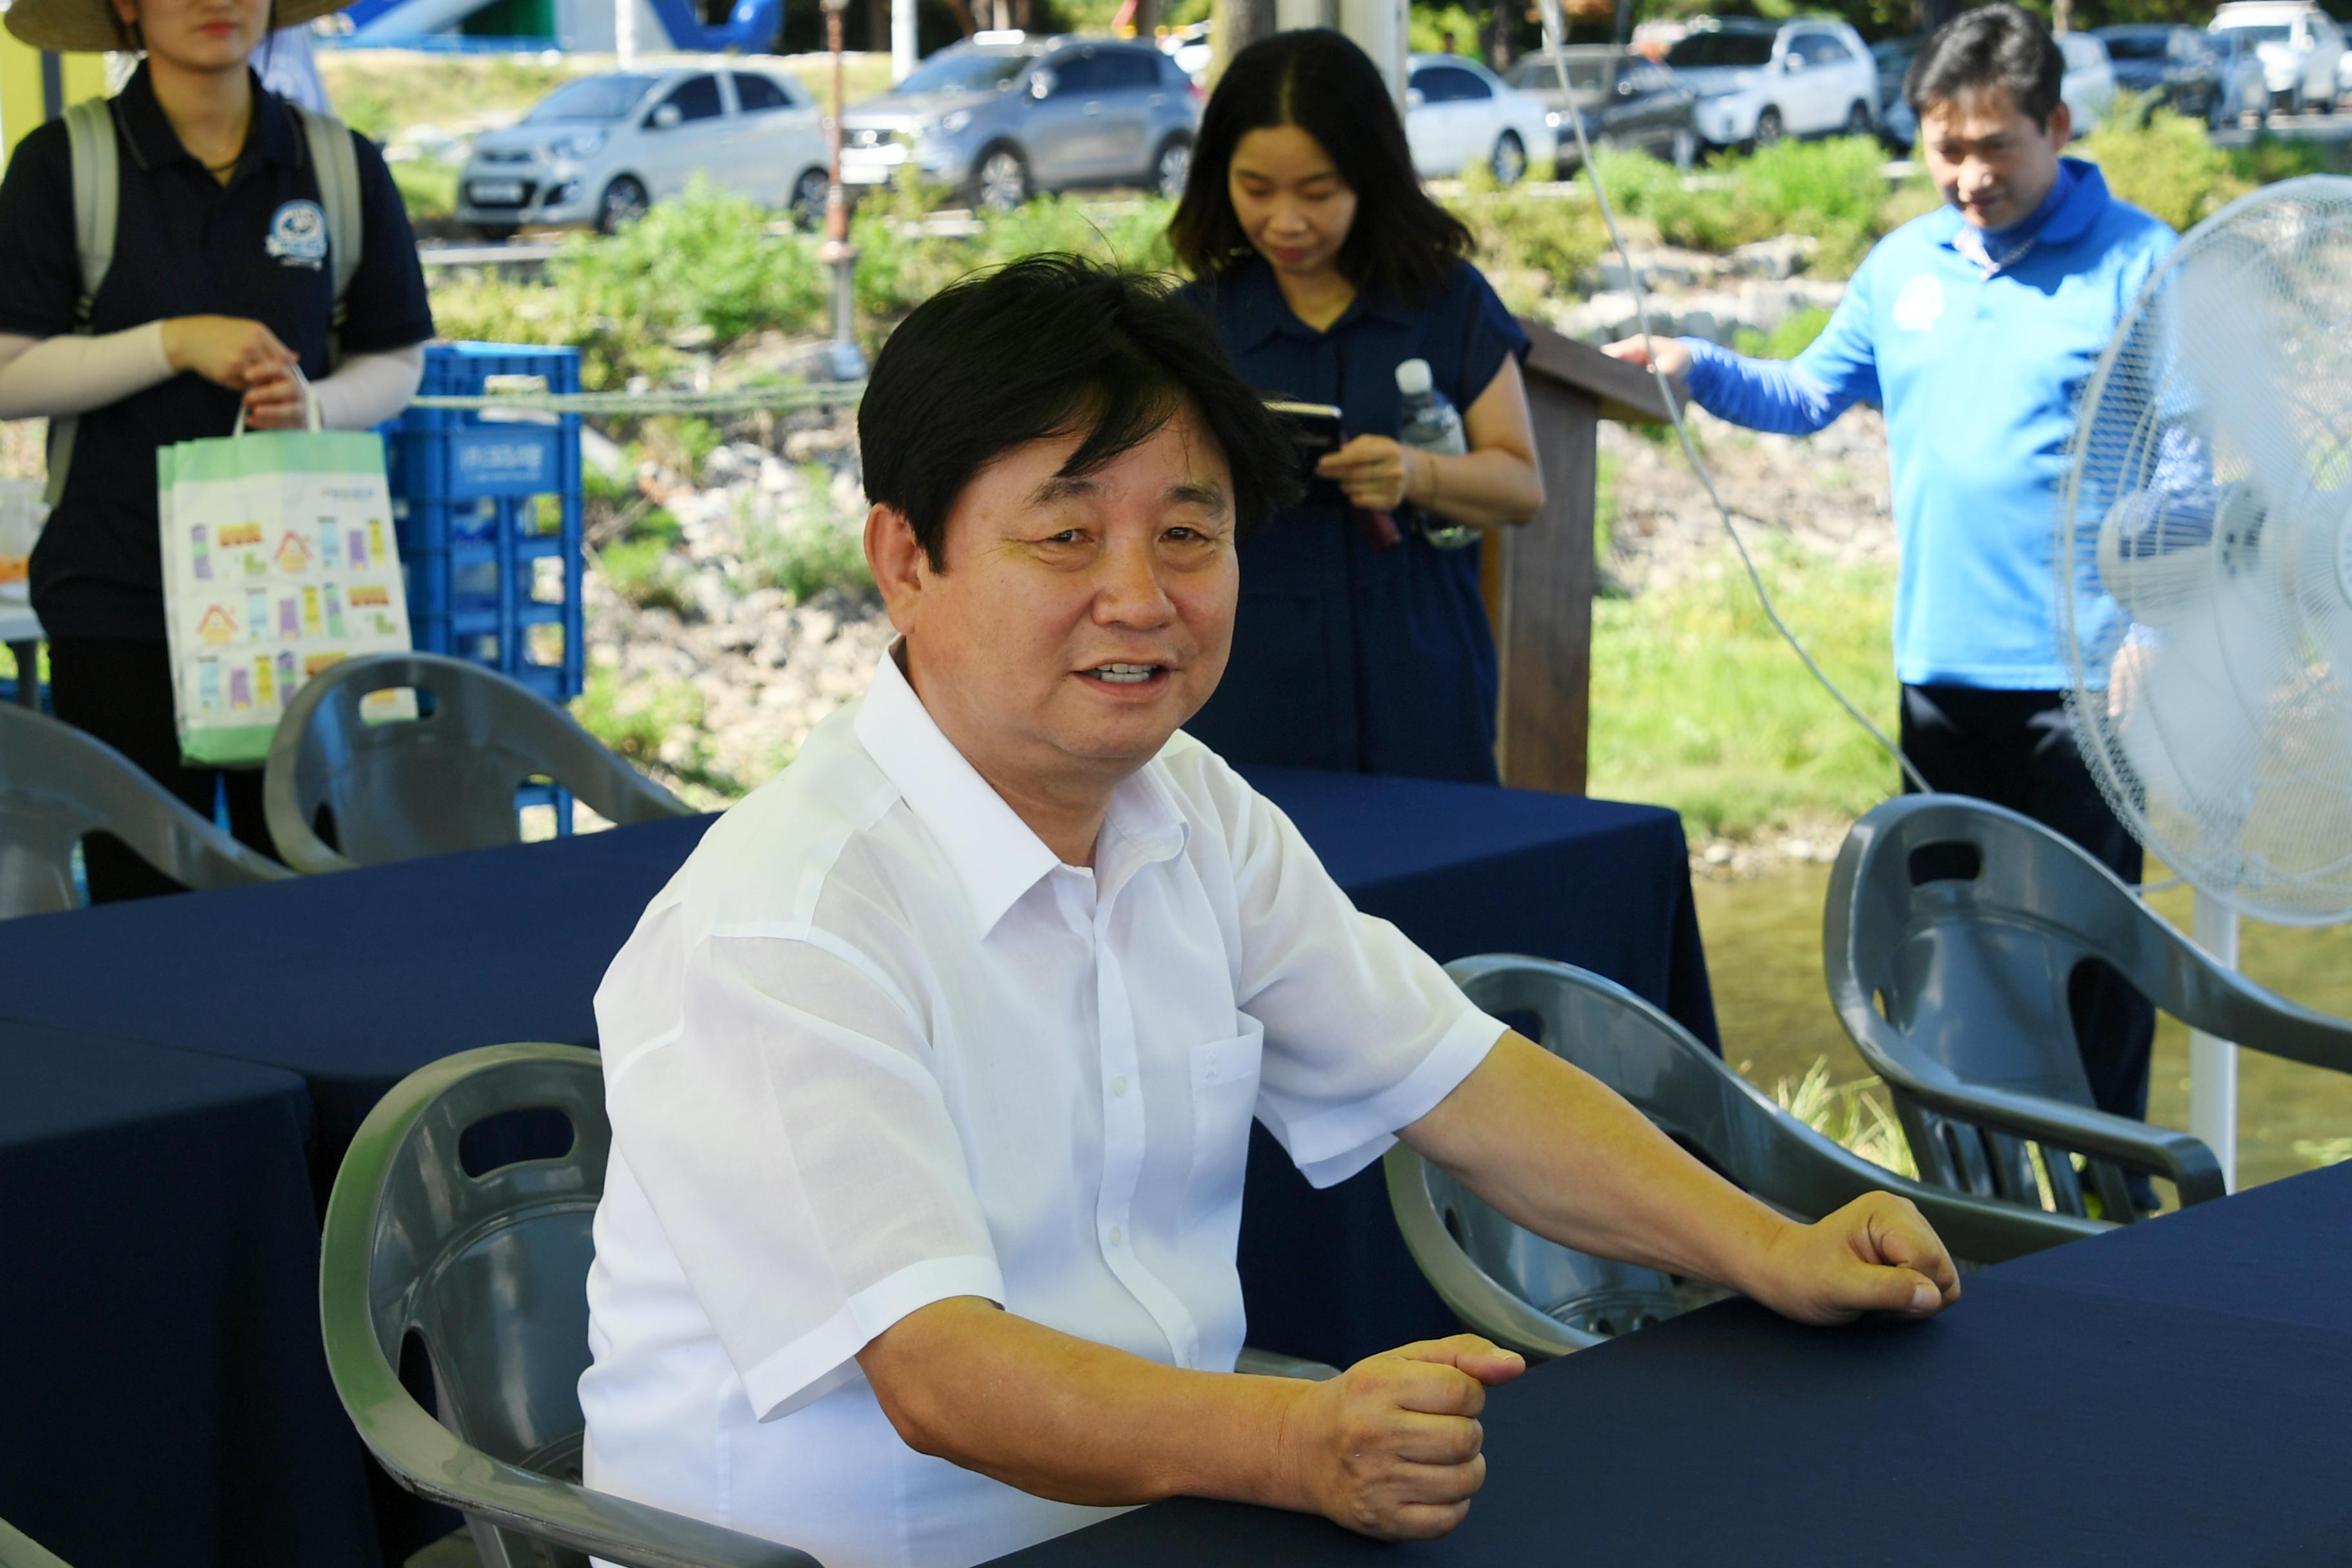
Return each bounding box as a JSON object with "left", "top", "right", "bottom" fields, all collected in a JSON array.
[{"left": 2060, "top": 174, "right": 2352, "bottom": 1186}]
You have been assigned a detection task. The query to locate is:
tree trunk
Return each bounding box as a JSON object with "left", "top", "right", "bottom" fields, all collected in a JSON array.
[
  {"left": 1134, "top": 0, "right": 1160, "bottom": 34},
  {"left": 2051, "top": 0, "right": 2072, "bottom": 34},
  {"left": 1209, "top": 0, "right": 1275, "bottom": 83}
]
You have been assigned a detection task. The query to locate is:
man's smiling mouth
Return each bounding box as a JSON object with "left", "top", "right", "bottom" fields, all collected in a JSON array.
[{"left": 1084, "top": 663, "right": 1166, "bottom": 685}]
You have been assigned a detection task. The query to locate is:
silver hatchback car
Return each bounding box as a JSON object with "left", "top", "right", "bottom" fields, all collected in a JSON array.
[{"left": 840, "top": 34, "right": 1201, "bottom": 209}]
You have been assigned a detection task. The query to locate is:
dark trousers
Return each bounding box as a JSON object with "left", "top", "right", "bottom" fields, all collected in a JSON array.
[
  {"left": 1899, "top": 684, "right": 2156, "bottom": 1125},
  {"left": 46, "top": 637, "right": 275, "bottom": 904}
]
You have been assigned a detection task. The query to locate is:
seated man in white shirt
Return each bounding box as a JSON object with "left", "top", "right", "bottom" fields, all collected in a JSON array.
[{"left": 583, "top": 255, "right": 1962, "bottom": 1568}]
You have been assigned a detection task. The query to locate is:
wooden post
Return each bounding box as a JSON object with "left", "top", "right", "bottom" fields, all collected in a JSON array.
[{"left": 1483, "top": 322, "right": 1671, "bottom": 794}]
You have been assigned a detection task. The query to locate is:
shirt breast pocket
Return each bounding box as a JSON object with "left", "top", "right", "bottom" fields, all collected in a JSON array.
[{"left": 1184, "top": 1019, "right": 1266, "bottom": 1228}]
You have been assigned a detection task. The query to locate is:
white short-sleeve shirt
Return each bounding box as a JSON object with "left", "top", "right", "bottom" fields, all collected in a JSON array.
[{"left": 582, "top": 649, "right": 1505, "bottom": 1568}]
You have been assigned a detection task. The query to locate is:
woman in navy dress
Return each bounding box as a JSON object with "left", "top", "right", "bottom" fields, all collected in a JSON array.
[{"left": 1170, "top": 29, "right": 1543, "bottom": 783}]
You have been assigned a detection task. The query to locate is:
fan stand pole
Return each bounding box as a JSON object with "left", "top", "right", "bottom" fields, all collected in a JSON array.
[{"left": 2188, "top": 892, "right": 2240, "bottom": 1194}]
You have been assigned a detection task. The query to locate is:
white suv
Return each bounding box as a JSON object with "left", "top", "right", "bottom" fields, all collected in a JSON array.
[
  {"left": 2210, "top": 1, "right": 2345, "bottom": 115},
  {"left": 1667, "top": 16, "right": 1877, "bottom": 150}
]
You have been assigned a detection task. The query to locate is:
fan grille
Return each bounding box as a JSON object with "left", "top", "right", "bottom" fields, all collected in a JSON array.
[{"left": 2061, "top": 175, "right": 2352, "bottom": 925}]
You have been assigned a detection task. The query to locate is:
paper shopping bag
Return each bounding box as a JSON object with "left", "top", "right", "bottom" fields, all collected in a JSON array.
[{"left": 159, "top": 423, "right": 415, "bottom": 767}]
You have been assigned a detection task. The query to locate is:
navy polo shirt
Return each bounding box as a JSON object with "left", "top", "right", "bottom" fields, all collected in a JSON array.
[
  {"left": 1181, "top": 257, "right": 1529, "bottom": 783},
  {"left": 0, "top": 64, "right": 434, "bottom": 640}
]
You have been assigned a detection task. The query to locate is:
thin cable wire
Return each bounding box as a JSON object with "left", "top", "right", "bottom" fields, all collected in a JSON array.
[{"left": 1533, "top": 8, "right": 1931, "bottom": 795}]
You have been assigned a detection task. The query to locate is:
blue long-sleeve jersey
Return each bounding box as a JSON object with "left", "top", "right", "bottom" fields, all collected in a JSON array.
[{"left": 1678, "top": 158, "right": 2175, "bottom": 690}]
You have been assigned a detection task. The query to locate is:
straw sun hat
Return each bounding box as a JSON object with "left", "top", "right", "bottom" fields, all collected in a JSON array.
[{"left": 4, "top": 0, "right": 353, "bottom": 52}]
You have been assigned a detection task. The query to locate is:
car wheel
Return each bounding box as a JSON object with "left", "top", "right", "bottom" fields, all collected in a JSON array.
[
  {"left": 975, "top": 145, "right": 1030, "bottom": 211},
  {"left": 1669, "top": 126, "right": 1699, "bottom": 168},
  {"left": 1490, "top": 130, "right": 1527, "bottom": 185},
  {"left": 596, "top": 175, "right": 648, "bottom": 235},
  {"left": 1152, "top": 135, "right": 1191, "bottom": 201},
  {"left": 1843, "top": 100, "right": 1872, "bottom": 137},
  {"left": 1753, "top": 106, "right": 1784, "bottom": 148},
  {"left": 790, "top": 168, "right": 830, "bottom": 230},
  {"left": 470, "top": 222, "right": 518, "bottom": 242}
]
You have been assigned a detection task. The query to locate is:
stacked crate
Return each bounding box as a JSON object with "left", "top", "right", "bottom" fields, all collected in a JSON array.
[{"left": 383, "top": 343, "right": 583, "bottom": 702}]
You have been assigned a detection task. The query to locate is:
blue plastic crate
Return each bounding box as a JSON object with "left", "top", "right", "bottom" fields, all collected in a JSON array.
[{"left": 384, "top": 344, "right": 584, "bottom": 703}]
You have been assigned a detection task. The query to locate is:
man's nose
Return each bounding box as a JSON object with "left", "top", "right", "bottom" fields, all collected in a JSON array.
[{"left": 1092, "top": 538, "right": 1176, "bottom": 627}]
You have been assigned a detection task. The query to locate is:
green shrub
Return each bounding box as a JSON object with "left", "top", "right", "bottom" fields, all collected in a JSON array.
[
  {"left": 594, "top": 536, "right": 693, "bottom": 614},
  {"left": 1587, "top": 139, "right": 1906, "bottom": 279},
  {"left": 745, "top": 467, "right": 874, "bottom": 603},
  {"left": 1736, "top": 306, "right": 1834, "bottom": 361},
  {"left": 2079, "top": 103, "right": 2244, "bottom": 232},
  {"left": 852, "top": 187, "right": 1176, "bottom": 337},
  {"left": 389, "top": 156, "right": 459, "bottom": 222},
  {"left": 1448, "top": 161, "right": 1609, "bottom": 311},
  {"left": 573, "top": 662, "right": 708, "bottom": 772}
]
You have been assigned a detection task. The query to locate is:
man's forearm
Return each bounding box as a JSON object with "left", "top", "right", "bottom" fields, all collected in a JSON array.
[
  {"left": 1402, "top": 1032, "right": 1794, "bottom": 1295},
  {"left": 858, "top": 1296, "right": 1313, "bottom": 1510}
]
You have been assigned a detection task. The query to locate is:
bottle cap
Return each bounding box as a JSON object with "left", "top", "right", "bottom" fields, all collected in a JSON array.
[{"left": 1394, "top": 358, "right": 1433, "bottom": 396}]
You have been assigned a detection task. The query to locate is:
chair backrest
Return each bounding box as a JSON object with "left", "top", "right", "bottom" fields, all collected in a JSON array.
[
  {"left": 0, "top": 703, "right": 289, "bottom": 917},
  {"left": 1384, "top": 956, "right": 2103, "bottom": 1360},
  {"left": 319, "top": 1043, "right": 816, "bottom": 1568},
  {"left": 1823, "top": 794, "right": 2352, "bottom": 1210},
  {"left": 264, "top": 653, "right": 693, "bottom": 874},
  {"left": 0, "top": 1516, "right": 74, "bottom": 1568}
]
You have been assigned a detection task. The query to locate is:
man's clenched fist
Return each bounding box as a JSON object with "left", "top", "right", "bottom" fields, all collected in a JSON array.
[{"left": 1282, "top": 1334, "right": 1525, "bottom": 1540}]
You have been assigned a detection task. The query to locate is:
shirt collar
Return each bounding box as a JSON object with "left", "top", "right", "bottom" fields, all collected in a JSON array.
[
  {"left": 852, "top": 647, "right": 1190, "bottom": 934},
  {"left": 1208, "top": 257, "right": 1420, "bottom": 355},
  {"left": 1935, "top": 156, "right": 2106, "bottom": 270},
  {"left": 114, "top": 63, "right": 302, "bottom": 173}
]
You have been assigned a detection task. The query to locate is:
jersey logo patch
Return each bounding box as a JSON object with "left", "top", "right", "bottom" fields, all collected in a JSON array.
[
  {"left": 1892, "top": 274, "right": 1945, "bottom": 334},
  {"left": 266, "top": 200, "right": 328, "bottom": 269}
]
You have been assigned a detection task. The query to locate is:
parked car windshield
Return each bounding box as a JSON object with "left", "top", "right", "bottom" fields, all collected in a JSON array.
[
  {"left": 1666, "top": 32, "right": 1776, "bottom": 68},
  {"left": 524, "top": 74, "right": 661, "bottom": 123},
  {"left": 2098, "top": 31, "right": 2170, "bottom": 59},
  {"left": 2215, "top": 23, "right": 2293, "bottom": 43},
  {"left": 896, "top": 51, "right": 1033, "bottom": 94},
  {"left": 1507, "top": 55, "right": 1611, "bottom": 93}
]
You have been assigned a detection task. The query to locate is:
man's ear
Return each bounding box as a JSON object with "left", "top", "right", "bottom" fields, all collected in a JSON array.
[
  {"left": 2046, "top": 99, "right": 2072, "bottom": 153},
  {"left": 865, "top": 503, "right": 927, "bottom": 636}
]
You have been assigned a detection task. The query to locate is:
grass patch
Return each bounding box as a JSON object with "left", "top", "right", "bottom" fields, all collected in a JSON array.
[
  {"left": 594, "top": 535, "right": 694, "bottom": 614},
  {"left": 1770, "top": 1057, "right": 1916, "bottom": 1177},
  {"left": 388, "top": 155, "right": 459, "bottom": 222},
  {"left": 321, "top": 51, "right": 587, "bottom": 142},
  {"left": 1590, "top": 137, "right": 1919, "bottom": 278},
  {"left": 571, "top": 660, "right": 736, "bottom": 798},
  {"left": 1588, "top": 539, "right": 1899, "bottom": 840},
  {"left": 1736, "top": 306, "right": 1834, "bottom": 361}
]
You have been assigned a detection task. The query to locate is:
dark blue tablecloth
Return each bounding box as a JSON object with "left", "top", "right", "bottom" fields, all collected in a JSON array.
[
  {"left": 990, "top": 1160, "right": 2352, "bottom": 1567},
  {"left": 0, "top": 769, "right": 1712, "bottom": 1563},
  {"left": 0, "top": 1024, "right": 383, "bottom": 1568}
]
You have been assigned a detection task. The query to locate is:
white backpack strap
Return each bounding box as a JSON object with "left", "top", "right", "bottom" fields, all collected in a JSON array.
[
  {"left": 294, "top": 104, "right": 362, "bottom": 366},
  {"left": 48, "top": 98, "right": 120, "bottom": 507}
]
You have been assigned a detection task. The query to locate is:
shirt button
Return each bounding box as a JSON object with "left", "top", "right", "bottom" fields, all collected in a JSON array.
[
  {"left": 1106, "top": 1224, "right": 1124, "bottom": 1248},
  {"left": 1110, "top": 1075, "right": 1130, "bottom": 1097}
]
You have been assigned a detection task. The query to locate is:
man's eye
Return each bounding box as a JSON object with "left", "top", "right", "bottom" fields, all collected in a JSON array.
[{"left": 1042, "top": 530, "right": 1084, "bottom": 545}]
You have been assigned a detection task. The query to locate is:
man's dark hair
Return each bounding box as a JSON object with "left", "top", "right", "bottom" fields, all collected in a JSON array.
[
  {"left": 859, "top": 255, "right": 1300, "bottom": 570},
  {"left": 1169, "top": 29, "right": 1473, "bottom": 308},
  {"left": 1905, "top": 4, "right": 2064, "bottom": 128}
]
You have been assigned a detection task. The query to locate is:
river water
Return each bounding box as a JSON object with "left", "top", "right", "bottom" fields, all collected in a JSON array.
[{"left": 1698, "top": 863, "right": 2352, "bottom": 1197}]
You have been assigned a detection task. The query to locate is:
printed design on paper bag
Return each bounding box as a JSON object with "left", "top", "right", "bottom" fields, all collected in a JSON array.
[
  {"left": 278, "top": 594, "right": 300, "bottom": 640},
  {"left": 230, "top": 667, "right": 251, "bottom": 710},
  {"left": 191, "top": 525, "right": 212, "bottom": 580},
  {"left": 301, "top": 586, "right": 322, "bottom": 636},
  {"left": 248, "top": 589, "right": 268, "bottom": 642},
  {"left": 323, "top": 583, "right": 346, "bottom": 639},
  {"left": 347, "top": 527, "right": 369, "bottom": 570},
  {"left": 197, "top": 604, "right": 237, "bottom": 645},
  {"left": 265, "top": 200, "right": 328, "bottom": 270},
  {"left": 254, "top": 654, "right": 277, "bottom": 710},
  {"left": 304, "top": 652, "right": 346, "bottom": 678},
  {"left": 275, "top": 530, "right": 314, "bottom": 573},
  {"left": 318, "top": 518, "right": 341, "bottom": 570},
  {"left": 197, "top": 659, "right": 221, "bottom": 714}
]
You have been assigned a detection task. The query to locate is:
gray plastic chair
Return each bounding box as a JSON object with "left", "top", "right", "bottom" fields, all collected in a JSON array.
[
  {"left": 1825, "top": 794, "right": 2352, "bottom": 1219},
  {"left": 264, "top": 652, "right": 693, "bottom": 874},
  {"left": 0, "top": 702, "right": 289, "bottom": 917},
  {"left": 0, "top": 1517, "right": 74, "bottom": 1568},
  {"left": 320, "top": 1042, "right": 821, "bottom": 1568},
  {"left": 1384, "top": 955, "right": 2105, "bottom": 1360},
  {"left": 321, "top": 1044, "right": 1336, "bottom": 1568}
]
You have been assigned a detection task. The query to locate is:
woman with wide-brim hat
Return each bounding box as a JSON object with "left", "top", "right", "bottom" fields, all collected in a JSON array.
[{"left": 0, "top": 0, "right": 434, "bottom": 901}]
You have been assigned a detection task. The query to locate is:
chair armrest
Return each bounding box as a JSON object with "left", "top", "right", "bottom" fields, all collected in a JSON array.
[
  {"left": 345, "top": 1396, "right": 820, "bottom": 1568},
  {"left": 1383, "top": 1146, "right": 1609, "bottom": 1360},
  {"left": 1235, "top": 1347, "right": 1340, "bottom": 1381},
  {"left": 1894, "top": 1077, "right": 2226, "bottom": 1207}
]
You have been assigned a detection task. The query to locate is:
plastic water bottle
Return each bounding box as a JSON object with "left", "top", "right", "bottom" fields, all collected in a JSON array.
[{"left": 1395, "top": 358, "right": 1474, "bottom": 549}]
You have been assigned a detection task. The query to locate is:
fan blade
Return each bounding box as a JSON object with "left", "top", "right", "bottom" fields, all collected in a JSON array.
[
  {"left": 2175, "top": 254, "right": 2311, "bottom": 535},
  {"left": 2118, "top": 569, "right": 2286, "bottom": 856}
]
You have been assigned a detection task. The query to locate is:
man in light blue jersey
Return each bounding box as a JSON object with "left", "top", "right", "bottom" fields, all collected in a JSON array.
[{"left": 1609, "top": 5, "right": 2173, "bottom": 1195}]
